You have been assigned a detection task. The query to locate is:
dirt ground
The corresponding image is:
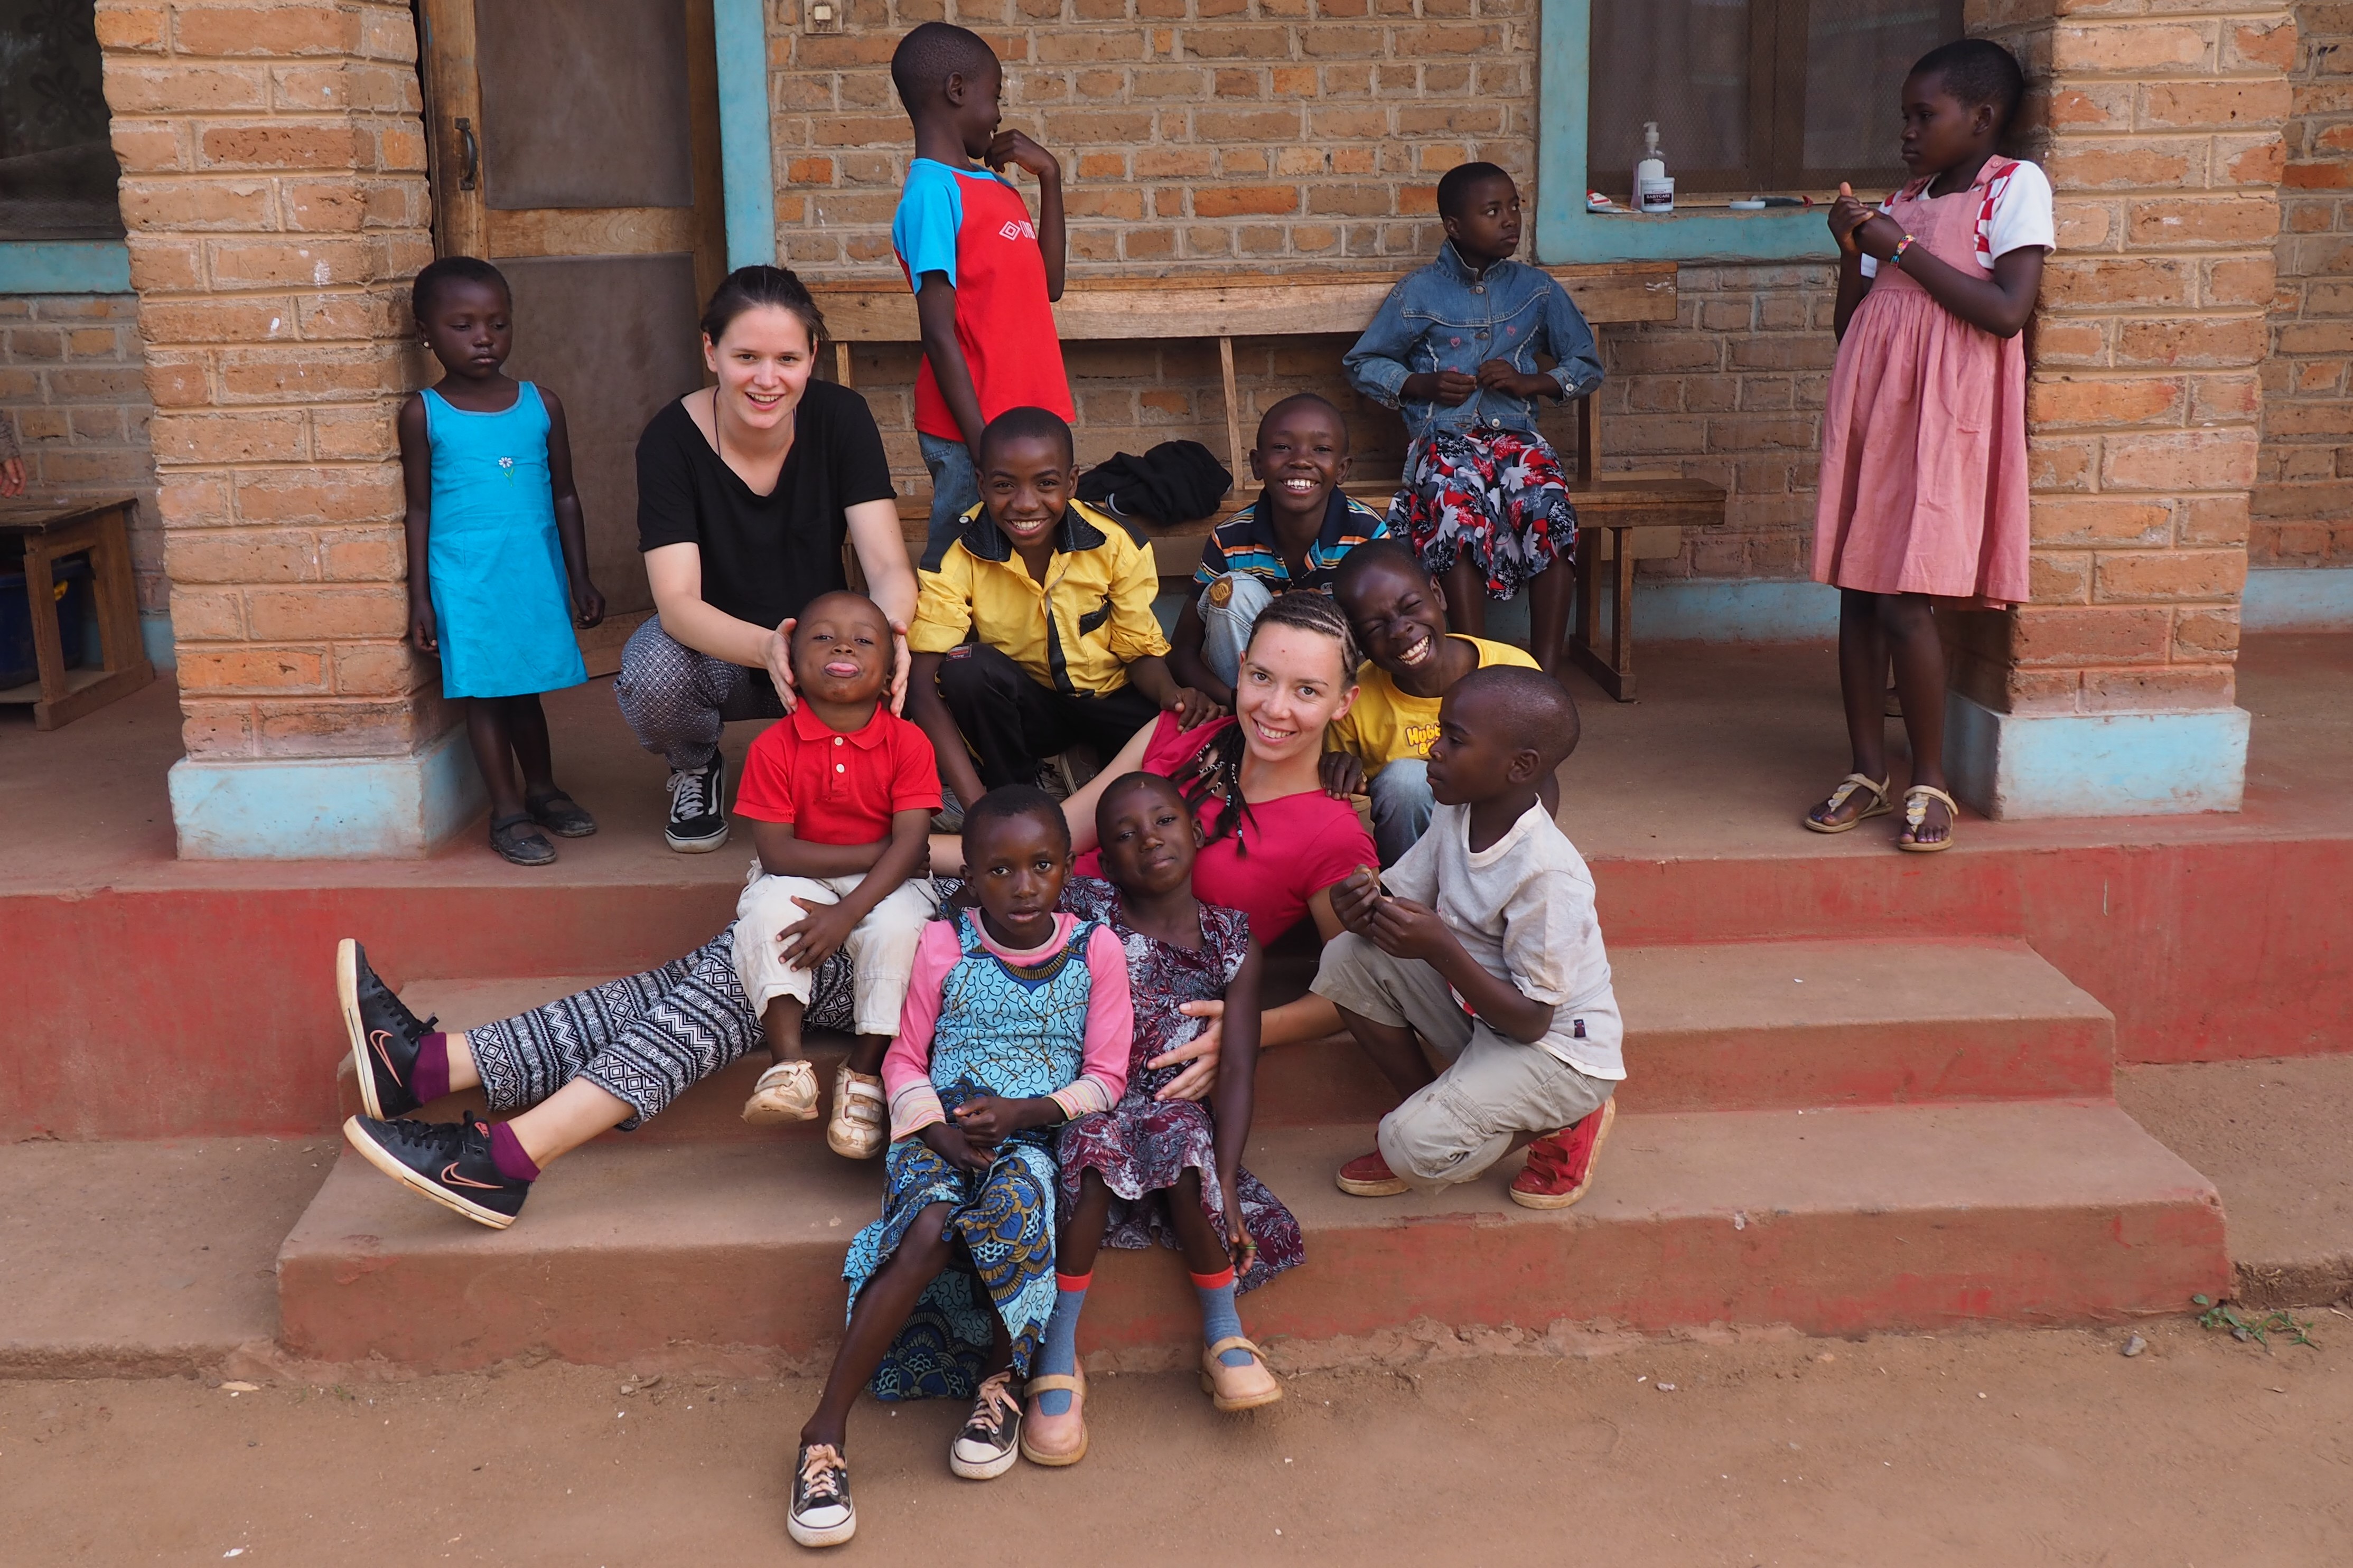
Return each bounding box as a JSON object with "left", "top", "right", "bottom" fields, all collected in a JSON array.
[{"left": 7, "top": 1316, "right": 2349, "bottom": 1566}]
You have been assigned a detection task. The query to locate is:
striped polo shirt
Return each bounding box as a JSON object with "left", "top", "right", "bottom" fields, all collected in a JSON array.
[{"left": 1192, "top": 489, "right": 1391, "bottom": 596}]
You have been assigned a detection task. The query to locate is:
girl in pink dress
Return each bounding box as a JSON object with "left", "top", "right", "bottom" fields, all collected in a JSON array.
[{"left": 1807, "top": 39, "right": 2052, "bottom": 851}]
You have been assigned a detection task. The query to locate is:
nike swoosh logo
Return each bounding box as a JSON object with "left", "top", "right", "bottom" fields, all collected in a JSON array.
[
  {"left": 441, "top": 1163, "right": 501, "bottom": 1190},
  {"left": 370, "top": 1029, "right": 405, "bottom": 1085}
]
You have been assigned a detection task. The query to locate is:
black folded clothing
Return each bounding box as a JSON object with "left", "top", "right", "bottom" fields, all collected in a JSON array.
[{"left": 1074, "top": 438, "right": 1234, "bottom": 535}]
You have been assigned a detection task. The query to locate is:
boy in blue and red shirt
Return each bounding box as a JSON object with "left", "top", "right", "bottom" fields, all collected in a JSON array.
[{"left": 890, "top": 22, "right": 1073, "bottom": 570}]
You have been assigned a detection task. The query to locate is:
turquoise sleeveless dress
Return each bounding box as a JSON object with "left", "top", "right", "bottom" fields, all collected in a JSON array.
[
  {"left": 841, "top": 909, "right": 1099, "bottom": 1400},
  {"left": 421, "top": 383, "right": 587, "bottom": 699}
]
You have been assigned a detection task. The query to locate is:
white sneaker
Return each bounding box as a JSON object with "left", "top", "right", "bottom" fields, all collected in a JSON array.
[
  {"left": 742, "top": 1058, "right": 820, "bottom": 1124},
  {"left": 826, "top": 1065, "right": 888, "bottom": 1158}
]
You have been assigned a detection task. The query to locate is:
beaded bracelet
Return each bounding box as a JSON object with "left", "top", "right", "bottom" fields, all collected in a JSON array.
[{"left": 1891, "top": 232, "right": 1917, "bottom": 266}]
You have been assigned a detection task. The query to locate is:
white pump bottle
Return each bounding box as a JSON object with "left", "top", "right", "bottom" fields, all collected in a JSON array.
[{"left": 1634, "top": 121, "right": 1674, "bottom": 214}]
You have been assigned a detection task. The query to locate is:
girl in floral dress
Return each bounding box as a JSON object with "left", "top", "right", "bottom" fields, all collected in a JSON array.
[{"left": 1018, "top": 771, "right": 1302, "bottom": 1467}]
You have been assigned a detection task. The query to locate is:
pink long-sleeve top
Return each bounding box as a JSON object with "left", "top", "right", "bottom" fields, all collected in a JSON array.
[{"left": 881, "top": 912, "right": 1132, "bottom": 1141}]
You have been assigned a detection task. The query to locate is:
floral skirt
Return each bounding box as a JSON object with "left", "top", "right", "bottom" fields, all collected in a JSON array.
[
  {"left": 1387, "top": 428, "right": 1577, "bottom": 600},
  {"left": 841, "top": 1135, "right": 1060, "bottom": 1401},
  {"left": 1056, "top": 1091, "right": 1303, "bottom": 1293}
]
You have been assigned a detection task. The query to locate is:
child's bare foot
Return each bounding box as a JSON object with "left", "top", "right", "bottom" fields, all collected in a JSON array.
[
  {"left": 1803, "top": 773, "right": 1892, "bottom": 834},
  {"left": 742, "top": 1058, "right": 820, "bottom": 1123}
]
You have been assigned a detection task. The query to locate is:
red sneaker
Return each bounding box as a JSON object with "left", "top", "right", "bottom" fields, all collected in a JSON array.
[
  {"left": 1336, "top": 1148, "right": 1409, "bottom": 1197},
  {"left": 1509, "top": 1099, "right": 1616, "bottom": 1210}
]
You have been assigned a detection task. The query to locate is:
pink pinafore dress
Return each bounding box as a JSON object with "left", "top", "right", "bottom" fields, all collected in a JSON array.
[{"left": 1813, "top": 162, "right": 2032, "bottom": 606}]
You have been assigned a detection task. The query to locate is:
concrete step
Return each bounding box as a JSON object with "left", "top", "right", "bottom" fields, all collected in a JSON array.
[
  {"left": 277, "top": 1100, "right": 2226, "bottom": 1370},
  {"left": 377, "top": 938, "right": 2114, "bottom": 1139}
]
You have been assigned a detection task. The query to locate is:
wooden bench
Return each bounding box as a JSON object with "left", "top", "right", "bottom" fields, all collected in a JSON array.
[
  {"left": 0, "top": 494, "right": 155, "bottom": 729},
  {"left": 819, "top": 265, "right": 1723, "bottom": 702}
]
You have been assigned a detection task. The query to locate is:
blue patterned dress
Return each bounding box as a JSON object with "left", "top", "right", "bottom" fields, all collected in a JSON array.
[{"left": 841, "top": 909, "right": 1101, "bottom": 1401}]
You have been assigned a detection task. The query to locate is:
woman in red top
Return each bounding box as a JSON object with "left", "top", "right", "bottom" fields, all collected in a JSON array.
[{"left": 935, "top": 592, "right": 1376, "bottom": 1084}]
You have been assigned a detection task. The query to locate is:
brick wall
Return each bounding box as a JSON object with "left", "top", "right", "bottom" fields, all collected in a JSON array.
[
  {"left": 2256, "top": 1, "right": 2352, "bottom": 567},
  {"left": 0, "top": 292, "right": 165, "bottom": 616},
  {"left": 770, "top": 0, "right": 1827, "bottom": 572},
  {"left": 1959, "top": 1, "right": 2293, "bottom": 716},
  {"left": 97, "top": 0, "right": 437, "bottom": 760}
]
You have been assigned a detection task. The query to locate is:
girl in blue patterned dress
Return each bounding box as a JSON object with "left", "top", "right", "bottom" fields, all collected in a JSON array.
[
  {"left": 788, "top": 784, "right": 1130, "bottom": 1550},
  {"left": 399, "top": 257, "right": 605, "bottom": 867}
]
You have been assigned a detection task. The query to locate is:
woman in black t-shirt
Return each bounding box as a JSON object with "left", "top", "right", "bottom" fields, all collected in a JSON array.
[{"left": 618, "top": 266, "right": 917, "bottom": 852}]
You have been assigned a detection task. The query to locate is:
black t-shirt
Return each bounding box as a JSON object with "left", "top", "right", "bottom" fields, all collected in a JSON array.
[{"left": 634, "top": 379, "right": 896, "bottom": 631}]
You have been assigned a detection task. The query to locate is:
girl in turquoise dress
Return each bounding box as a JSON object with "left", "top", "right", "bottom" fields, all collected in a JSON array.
[
  {"left": 399, "top": 257, "right": 604, "bottom": 866},
  {"left": 788, "top": 785, "right": 1132, "bottom": 1549}
]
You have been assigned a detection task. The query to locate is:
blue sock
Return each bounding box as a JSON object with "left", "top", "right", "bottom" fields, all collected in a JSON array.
[
  {"left": 1192, "top": 1267, "right": 1252, "bottom": 1368},
  {"left": 1035, "top": 1271, "right": 1089, "bottom": 1416}
]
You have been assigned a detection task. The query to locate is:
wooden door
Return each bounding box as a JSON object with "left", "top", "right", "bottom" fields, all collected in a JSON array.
[{"left": 416, "top": 0, "right": 728, "bottom": 672}]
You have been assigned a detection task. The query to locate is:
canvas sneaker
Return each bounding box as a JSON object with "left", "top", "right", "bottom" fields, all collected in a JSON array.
[
  {"left": 1509, "top": 1098, "right": 1617, "bottom": 1211},
  {"left": 948, "top": 1370, "right": 1023, "bottom": 1480},
  {"left": 342, "top": 1111, "right": 531, "bottom": 1229},
  {"left": 338, "top": 937, "right": 435, "bottom": 1121},
  {"left": 786, "top": 1442, "right": 855, "bottom": 1548},
  {"left": 665, "top": 754, "right": 729, "bottom": 853},
  {"left": 1335, "top": 1148, "right": 1409, "bottom": 1197}
]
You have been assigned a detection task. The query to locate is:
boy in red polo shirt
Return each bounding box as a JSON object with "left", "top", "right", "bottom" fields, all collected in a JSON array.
[
  {"left": 731, "top": 591, "right": 941, "bottom": 1160},
  {"left": 890, "top": 21, "right": 1072, "bottom": 571}
]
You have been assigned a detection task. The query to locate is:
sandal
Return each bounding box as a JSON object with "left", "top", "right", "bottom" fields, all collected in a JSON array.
[
  {"left": 525, "top": 790, "right": 597, "bottom": 839},
  {"left": 488, "top": 812, "right": 556, "bottom": 866},
  {"left": 1804, "top": 773, "right": 1892, "bottom": 834},
  {"left": 742, "top": 1058, "right": 820, "bottom": 1124},
  {"left": 1199, "top": 1336, "right": 1283, "bottom": 1412},
  {"left": 1898, "top": 785, "right": 1959, "bottom": 853},
  {"left": 1020, "top": 1369, "right": 1088, "bottom": 1467}
]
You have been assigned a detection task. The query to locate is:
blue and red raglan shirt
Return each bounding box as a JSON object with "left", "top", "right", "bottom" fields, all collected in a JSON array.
[{"left": 891, "top": 159, "right": 1074, "bottom": 443}]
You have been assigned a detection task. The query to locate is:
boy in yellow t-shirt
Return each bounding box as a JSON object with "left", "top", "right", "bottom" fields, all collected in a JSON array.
[{"left": 1322, "top": 540, "right": 1546, "bottom": 863}]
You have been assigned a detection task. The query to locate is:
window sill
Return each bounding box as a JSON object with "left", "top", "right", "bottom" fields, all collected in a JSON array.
[
  {"left": 0, "top": 241, "right": 132, "bottom": 295},
  {"left": 1538, "top": 204, "right": 1837, "bottom": 265}
]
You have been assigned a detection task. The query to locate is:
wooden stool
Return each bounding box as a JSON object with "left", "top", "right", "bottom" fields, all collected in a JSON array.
[{"left": 0, "top": 494, "right": 155, "bottom": 729}]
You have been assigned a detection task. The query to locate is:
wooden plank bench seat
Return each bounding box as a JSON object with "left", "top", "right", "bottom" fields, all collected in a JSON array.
[{"left": 822, "top": 263, "right": 1719, "bottom": 702}]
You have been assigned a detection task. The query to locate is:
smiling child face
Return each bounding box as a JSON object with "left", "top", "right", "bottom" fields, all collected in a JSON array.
[
  {"left": 979, "top": 430, "right": 1076, "bottom": 555},
  {"left": 1094, "top": 775, "right": 1200, "bottom": 901},
  {"left": 1337, "top": 555, "right": 1450, "bottom": 680},
  {"left": 790, "top": 592, "right": 891, "bottom": 709},
  {"left": 1250, "top": 399, "right": 1352, "bottom": 525},
  {"left": 948, "top": 57, "right": 1003, "bottom": 162}
]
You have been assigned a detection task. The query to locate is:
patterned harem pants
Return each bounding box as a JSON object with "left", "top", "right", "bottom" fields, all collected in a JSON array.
[{"left": 466, "top": 930, "right": 852, "bottom": 1129}]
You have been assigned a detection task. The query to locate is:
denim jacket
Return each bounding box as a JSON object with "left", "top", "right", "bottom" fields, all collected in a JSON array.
[{"left": 1343, "top": 242, "right": 1605, "bottom": 442}]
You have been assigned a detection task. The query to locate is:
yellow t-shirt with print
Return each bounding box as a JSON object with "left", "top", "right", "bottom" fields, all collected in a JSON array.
[{"left": 1328, "top": 635, "right": 1540, "bottom": 777}]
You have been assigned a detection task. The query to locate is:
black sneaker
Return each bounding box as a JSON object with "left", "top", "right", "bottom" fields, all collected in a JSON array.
[
  {"left": 338, "top": 938, "right": 435, "bottom": 1120},
  {"left": 948, "top": 1370, "right": 1023, "bottom": 1480},
  {"left": 665, "top": 754, "right": 729, "bottom": 853},
  {"left": 342, "top": 1112, "right": 529, "bottom": 1229},
  {"left": 787, "top": 1442, "right": 856, "bottom": 1548}
]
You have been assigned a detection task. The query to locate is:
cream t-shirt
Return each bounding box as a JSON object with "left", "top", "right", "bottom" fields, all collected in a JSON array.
[{"left": 1383, "top": 798, "right": 1624, "bottom": 1080}]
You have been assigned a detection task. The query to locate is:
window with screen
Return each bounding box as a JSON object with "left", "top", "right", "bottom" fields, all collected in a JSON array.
[
  {"left": 1588, "top": 0, "right": 1963, "bottom": 200},
  {"left": 1, "top": 0, "right": 125, "bottom": 240}
]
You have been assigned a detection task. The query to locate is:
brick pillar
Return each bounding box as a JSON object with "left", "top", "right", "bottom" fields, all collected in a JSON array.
[
  {"left": 1951, "top": 2, "right": 2296, "bottom": 816},
  {"left": 97, "top": 0, "right": 478, "bottom": 856}
]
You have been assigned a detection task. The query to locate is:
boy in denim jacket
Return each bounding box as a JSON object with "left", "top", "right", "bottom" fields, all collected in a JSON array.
[{"left": 1344, "top": 163, "right": 1603, "bottom": 681}]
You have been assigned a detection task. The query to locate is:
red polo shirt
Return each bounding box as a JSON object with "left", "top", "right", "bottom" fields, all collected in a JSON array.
[{"left": 733, "top": 702, "right": 941, "bottom": 845}]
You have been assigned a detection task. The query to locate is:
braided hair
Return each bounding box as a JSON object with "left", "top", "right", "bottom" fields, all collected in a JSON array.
[{"left": 1181, "top": 590, "right": 1361, "bottom": 856}]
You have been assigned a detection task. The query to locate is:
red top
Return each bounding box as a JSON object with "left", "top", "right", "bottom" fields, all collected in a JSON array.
[
  {"left": 1075, "top": 713, "right": 1376, "bottom": 944},
  {"left": 893, "top": 162, "right": 1075, "bottom": 442},
  {"left": 733, "top": 703, "right": 941, "bottom": 844}
]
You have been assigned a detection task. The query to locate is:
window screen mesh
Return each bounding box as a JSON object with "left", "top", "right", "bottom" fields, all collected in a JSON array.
[
  {"left": 0, "top": 0, "right": 124, "bottom": 240},
  {"left": 1589, "top": 0, "right": 1754, "bottom": 195},
  {"left": 1804, "top": 3, "right": 1961, "bottom": 175}
]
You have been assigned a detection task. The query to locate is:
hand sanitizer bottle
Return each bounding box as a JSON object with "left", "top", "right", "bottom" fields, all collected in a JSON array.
[{"left": 1634, "top": 121, "right": 1674, "bottom": 214}]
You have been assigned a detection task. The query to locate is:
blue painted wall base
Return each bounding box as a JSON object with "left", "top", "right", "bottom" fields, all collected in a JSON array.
[
  {"left": 1943, "top": 692, "right": 2248, "bottom": 820},
  {"left": 169, "top": 723, "right": 487, "bottom": 859},
  {"left": 2243, "top": 567, "right": 2353, "bottom": 632}
]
